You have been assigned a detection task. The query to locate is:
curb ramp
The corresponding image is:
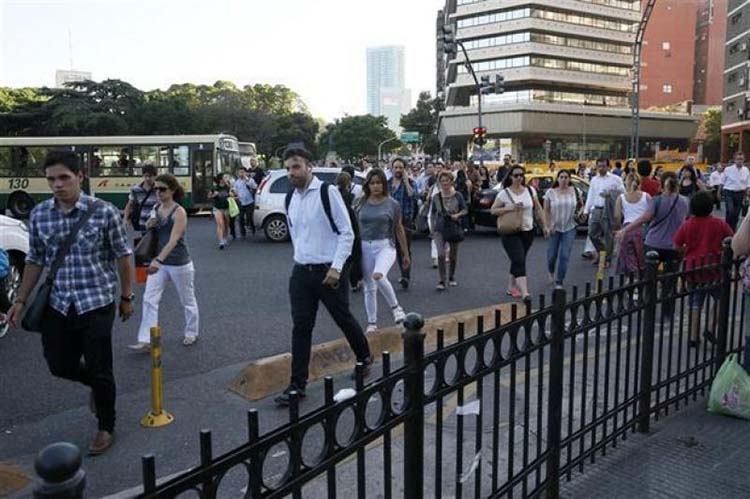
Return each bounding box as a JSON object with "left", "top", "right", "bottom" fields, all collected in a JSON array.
[{"left": 230, "top": 301, "right": 521, "bottom": 401}]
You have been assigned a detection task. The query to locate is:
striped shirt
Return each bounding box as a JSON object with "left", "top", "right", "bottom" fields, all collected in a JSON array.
[
  {"left": 545, "top": 188, "right": 577, "bottom": 233},
  {"left": 26, "top": 194, "right": 132, "bottom": 315}
]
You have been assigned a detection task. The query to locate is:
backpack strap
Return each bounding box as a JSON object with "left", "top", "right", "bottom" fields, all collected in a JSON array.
[{"left": 320, "top": 182, "right": 340, "bottom": 235}]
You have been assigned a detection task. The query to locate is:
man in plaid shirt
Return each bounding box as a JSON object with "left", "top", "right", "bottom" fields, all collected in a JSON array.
[
  {"left": 388, "top": 158, "right": 419, "bottom": 289},
  {"left": 7, "top": 150, "right": 134, "bottom": 456}
]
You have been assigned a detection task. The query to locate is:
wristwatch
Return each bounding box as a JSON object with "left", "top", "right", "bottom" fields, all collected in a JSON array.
[{"left": 121, "top": 293, "right": 135, "bottom": 303}]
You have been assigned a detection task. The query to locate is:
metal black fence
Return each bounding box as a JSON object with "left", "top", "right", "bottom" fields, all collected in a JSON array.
[{"left": 34, "top": 240, "right": 748, "bottom": 498}]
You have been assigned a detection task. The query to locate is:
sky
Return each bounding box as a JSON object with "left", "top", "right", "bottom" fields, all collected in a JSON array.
[{"left": 0, "top": 0, "right": 445, "bottom": 122}]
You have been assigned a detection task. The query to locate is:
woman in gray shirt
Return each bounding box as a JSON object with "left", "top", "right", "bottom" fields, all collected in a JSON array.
[
  {"left": 429, "top": 171, "right": 469, "bottom": 290},
  {"left": 130, "top": 173, "right": 200, "bottom": 350},
  {"left": 358, "top": 169, "right": 411, "bottom": 333}
]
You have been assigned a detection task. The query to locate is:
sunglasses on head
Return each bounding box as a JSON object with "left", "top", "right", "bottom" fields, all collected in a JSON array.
[{"left": 155, "top": 186, "right": 169, "bottom": 192}]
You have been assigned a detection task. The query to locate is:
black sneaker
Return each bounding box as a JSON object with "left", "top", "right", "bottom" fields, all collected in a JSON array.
[
  {"left": 399, "top": 277, "right": 409, "bottom": 290},
  {"left": 274, "top": 385, "right": 306, "bottom": 406},
  {"left": 688, "top": 339, "right": 701, "bottom": 349}
]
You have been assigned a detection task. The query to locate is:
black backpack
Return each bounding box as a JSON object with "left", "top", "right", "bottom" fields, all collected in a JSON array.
[{"left": 285, "top": 182, "right": 362, "bottom": 282}]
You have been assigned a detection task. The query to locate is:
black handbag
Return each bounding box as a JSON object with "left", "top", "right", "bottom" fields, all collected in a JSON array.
[
  {"left": 438, "top": 193, "right": 465, "bottom": 243},
  {"left": 22, "top": 200, "right": 101, "bottom": 333},
  {"left": 134, "top": 229, "right": 159, "bottom": 266}
]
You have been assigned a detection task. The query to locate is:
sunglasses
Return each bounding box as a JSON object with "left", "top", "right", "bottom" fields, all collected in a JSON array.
[
  {"left": 155, "top": 186, "right": 169, "bottom": 192},
  {"left": 512, "top": 173, "right": 524, "bottom": 178}
]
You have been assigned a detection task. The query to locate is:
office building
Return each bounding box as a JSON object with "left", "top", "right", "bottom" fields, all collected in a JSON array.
[
  {"left": 437, "top": 0, "right": 698, "bottom": 162},
  {"left": 720, "top": 0, "right": 750, "bottom": 160},
  {"left": 55, "top": 69, "right": 92, "bottom": 88},
  {"left": 693, "top": 0, "right": 728, "bottom": 107},
  {"left": 366, "top": 46, "right": 411, "bottom": 132}
]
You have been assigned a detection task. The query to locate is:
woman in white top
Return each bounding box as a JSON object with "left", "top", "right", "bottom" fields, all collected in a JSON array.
[
  {"left": 614, "top": 173, "right": 651, "bottom": 275},
  {"left": 491, "top": 165, "right": 546, "bottom": 304},
  {"left": 543, "top": 170, "right": 581, "bottom": 286}
]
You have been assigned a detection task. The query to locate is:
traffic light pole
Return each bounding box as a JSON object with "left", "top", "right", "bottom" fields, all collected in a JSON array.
[{"left": 458, "top": 42, "right": 485, "bottom": 169}]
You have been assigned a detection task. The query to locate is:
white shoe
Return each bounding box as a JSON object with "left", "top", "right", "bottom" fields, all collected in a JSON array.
[
  {"left": 393, "top": 306, "right": 406, "bottom": 324},
  {"left": 366, "top": 323, "right": 378, "bottom": 334},
  {"left": 128, "top": 342, "right": 150, "bottom": 352}
]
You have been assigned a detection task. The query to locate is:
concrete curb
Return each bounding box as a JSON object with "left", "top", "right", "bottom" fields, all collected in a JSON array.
[{"left": 229, "top": 302, "right": 522, "bottom": 401}]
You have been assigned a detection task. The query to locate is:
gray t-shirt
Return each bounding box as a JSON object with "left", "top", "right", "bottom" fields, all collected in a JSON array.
[{"left": 358, "top": 197, "right": 401, "bottom": 242}]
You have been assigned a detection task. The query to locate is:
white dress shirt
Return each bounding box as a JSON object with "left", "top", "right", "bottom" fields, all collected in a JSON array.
[
  {"left": 709, "top": 170, "right": 725, "bottom": 188},
  {"left": 722, "top": 164, "right": 749, "bottom": 192},
  {"left": 584, "top": 173, "right": 625, "bottom": 213},
  {"left": 287, "top": 176, "right": 354, "bottom": 272}
]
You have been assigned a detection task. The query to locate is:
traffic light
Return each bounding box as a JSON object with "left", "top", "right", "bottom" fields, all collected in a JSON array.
[
  {"left": 495, "top": 74, "right": 505, "bottom": 94},
  {"left": 472, "top": 126, "right": 487, "bottom": 146},
  {"left": 441, "top": 25, "right": 457, "bottom": 55}
]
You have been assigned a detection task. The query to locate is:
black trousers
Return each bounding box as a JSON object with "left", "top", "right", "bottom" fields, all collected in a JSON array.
[
  {"left": 645, "top": 246, "right": 682, "bottom": 317},
  {"left": 41, "top": 303, "right": 116, "bottom": 432},
  {"left": 289, "top": 264, "right": 371, "bottom": 388},
  {"left": 396, "top": 227, "right": 413, "bottom": 281},
  {"left": 239, "top": 203, "right": 255, "bottom": 236},
  {"left": 502, "top": 230, "right": 535, "bottom": 278}
]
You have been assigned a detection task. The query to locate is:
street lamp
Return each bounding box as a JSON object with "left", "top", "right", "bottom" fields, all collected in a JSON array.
[{"left": 378, "top": 137, "right": 399, "bottom": 163}]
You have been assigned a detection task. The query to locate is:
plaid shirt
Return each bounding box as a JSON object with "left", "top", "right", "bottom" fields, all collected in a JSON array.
[
  {"left": 26, "top": 194, "right": 132, "bottom": 315},
  {"left": 128, "top": 183, "right": 159, "bottom": 230},
  {"left": 389, "top": 178, "right": 418, "bottom": 229}
]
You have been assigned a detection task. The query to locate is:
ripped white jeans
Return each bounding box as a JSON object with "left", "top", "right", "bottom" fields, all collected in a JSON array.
[{"left": 361, "top": 239, "right": 400, "bottom": 325}]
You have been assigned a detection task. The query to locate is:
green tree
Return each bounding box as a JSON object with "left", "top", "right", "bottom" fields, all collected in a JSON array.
[
  {"left": 318, "top": 115, "right": 399, "bottom": 160},
  {"left": 701, "top": 108, "right": 721, "bottom": 163},
  {"left": 400, "top": 91, "right": 443, "bottom": 156}
]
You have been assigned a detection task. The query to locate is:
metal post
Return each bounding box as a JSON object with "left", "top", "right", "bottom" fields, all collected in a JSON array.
[
  {"left": 141, "top": 327, "right": 174, "bottom": 428},
  {"left": 378, "top": 137, "right": 398, "bottom": 163},
  {"left": 33, "top": 443, "right": 86, "bottom": 499},
  {"left": 716, "top": 238, "right": 734, "bottom": 371},
  {"left": 637, "top": 251, "right": 659, "bottom": 433},
  {"left": 545, "top": 288, "right": 566, "bottom": 499},
  {"left": 402, "top": 312, "right": 425, "bottom": 499},
  {"left": 477, "top": 84, "right": 484, "bottom": 170}
]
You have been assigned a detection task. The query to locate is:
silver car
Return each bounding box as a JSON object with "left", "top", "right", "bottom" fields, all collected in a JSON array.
[
  {"left": 0, "top": 215, "right": 29, "bottom": 337},
  {"left": 254, "top": 167, "right": 365, "bottom": 242}
]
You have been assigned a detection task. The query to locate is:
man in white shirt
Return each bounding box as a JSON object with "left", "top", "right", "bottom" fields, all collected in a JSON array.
[
  {"left": 584, "top": 158, "right": 625, "bottom": 266},
  {"left": 722, "top": 152, "right": 749, "bottom": 230},
  {"left": 709, "top": 163, "right": 725, "bottom": 211},
  {"left": 275, "top": 143, "right": 372, "bottom": 406},
  {"left": 233, "top": 167, "right": 257, "bottom": 238}
]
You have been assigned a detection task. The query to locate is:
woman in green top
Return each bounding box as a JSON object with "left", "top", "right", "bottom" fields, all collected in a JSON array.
[{"left": 208, "top": 175, "right": 232, "bottom": 249}]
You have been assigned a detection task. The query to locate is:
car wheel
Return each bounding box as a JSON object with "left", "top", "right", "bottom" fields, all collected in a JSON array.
[
  {"left": 0, "top": 252, "right": 24, "bottom": 338},
  {"left": 264, "top": 214, "right": 290, "bottom": 242},
  {"left": 8, "top": 192, "right": 35, "bottom": 219}
]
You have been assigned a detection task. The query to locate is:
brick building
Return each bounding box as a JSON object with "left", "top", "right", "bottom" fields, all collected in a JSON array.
[{"left": 694, "top": 0, "right": 728, "bottom": 106}]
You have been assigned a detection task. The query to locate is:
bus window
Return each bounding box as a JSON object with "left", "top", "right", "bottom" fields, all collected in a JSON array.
[
  {"left": 0, "top": 147, "right": 11, "bottom": 176},
  {"left": 219, "top": 150, "right": 242, "bottom": 175},
  {"left": 171, "top": 146, "right": 189, "bottom": 176},
  {"left": 132, "top": 145, "right": 159, "bottom": 175},
  {"left": 94, "top": 146, "right": 132, "bottom": 176},
  {"left": 157, "top": 146, "right": 170, "bottom": 174},
  {"left": 9, "top": 147, "right": 47, "bottom": 176}
]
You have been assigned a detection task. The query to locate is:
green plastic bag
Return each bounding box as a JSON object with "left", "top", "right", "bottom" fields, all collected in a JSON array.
[
  {"left": 708, "top": 353, "right": 750, "bottom": 419},
  {"left": 227, "top": 197, "right": 240, "bottom": 218}
]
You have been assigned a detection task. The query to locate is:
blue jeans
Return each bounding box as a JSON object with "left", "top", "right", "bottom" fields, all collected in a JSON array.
[
  {"left": 725, "top": 190, "right": 745, "bottom": 231},
  {"left": 547, "top": 229, "right": 576, "bottom": 285}
]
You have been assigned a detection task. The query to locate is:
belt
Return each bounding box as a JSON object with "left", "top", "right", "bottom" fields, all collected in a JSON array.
[
  {"left": 295, "top": 263, "right": 331, "bottom": 271},
  {"left": 593, "top": 206, "right": 604, "bottom": 210}
]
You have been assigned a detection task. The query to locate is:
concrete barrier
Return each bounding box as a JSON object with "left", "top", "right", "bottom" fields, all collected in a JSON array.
[{"left": 230, "top": 302, "right": 522, "bottom": 401}]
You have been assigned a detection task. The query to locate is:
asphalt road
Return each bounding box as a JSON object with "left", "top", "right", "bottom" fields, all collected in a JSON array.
[{"left": 0, "top": 218, "right": 603, "bottom": 430}]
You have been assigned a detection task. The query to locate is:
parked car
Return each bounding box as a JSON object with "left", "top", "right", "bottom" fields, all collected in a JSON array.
[
  {"left": 0, "top": 215, "right": 29, "bottom": 337},
  {"left": 474, "top": 174, "right": 590, "bottom": 234},
  {"left": 254, "top": 167, "right": 366, "bottom": 242}
]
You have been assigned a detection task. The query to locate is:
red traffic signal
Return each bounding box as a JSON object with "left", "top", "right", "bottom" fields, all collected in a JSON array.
[{"left": 472, "top": 126, "right": 487, "bottom": 146}]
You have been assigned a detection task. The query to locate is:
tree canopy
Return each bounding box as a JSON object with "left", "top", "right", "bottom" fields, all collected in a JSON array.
[
  {"left": 400, "top": 91, "right": 442, "bottom": 156},
  {"left": 317, "top": 114, "right": 400, "bottom": 160},
  {"left": 0, "top": 79, "right": 318, "bottom": 159}
]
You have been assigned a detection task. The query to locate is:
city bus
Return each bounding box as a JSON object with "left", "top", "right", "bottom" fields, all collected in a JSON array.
[
  {"left": 0, "top": 134, "right": 241, "bottom": 218},
  {"left": 239, "top": 141, "right": 258, "bottom": 169}
]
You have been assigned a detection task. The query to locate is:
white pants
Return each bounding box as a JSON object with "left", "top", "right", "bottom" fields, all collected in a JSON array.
[
  {"left": 361, "top": 239, "right": 399, "bottom": 325},
  {"left": 137, "top": 262, "right": 200, "bottom": 343}
]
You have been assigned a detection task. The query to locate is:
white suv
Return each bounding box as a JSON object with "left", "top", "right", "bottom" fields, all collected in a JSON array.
[
  {"left": 254, "top": 167, "right": 365, "bottom": 242},
  {"left": 0, "top": 215, "right": 29, "bottom": 337}
]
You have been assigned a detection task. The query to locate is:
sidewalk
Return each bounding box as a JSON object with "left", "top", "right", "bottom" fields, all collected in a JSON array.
[{"left": 561, "top": 400, "right": 750, "bottom": 499}]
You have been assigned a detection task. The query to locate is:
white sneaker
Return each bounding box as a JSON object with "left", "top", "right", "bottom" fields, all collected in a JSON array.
[
  {"left": 366, "top": 323, "right": 378, "bottom": 334},
  {"left": 393, "top": 306, "right": 406, "bottom": 324}
]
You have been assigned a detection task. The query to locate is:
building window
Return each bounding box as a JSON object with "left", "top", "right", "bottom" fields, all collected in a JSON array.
[
  {"left": 662, "top": 84, "right": 673, "bottom": 94},
  {"left": 662, "top": 41, "right": 670, "bottom": 50},
  {"left": 731, "top": 13, "right": 742, "bottom": 25}
]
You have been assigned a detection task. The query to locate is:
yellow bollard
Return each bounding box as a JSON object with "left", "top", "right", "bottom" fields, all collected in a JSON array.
[{"left": 140, "top": 327, "right": 174, "bottom": 428}]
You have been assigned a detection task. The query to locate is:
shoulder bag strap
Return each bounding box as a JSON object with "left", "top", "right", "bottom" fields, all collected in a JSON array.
[
  {"left": 650, "top": 195, "right": 679, "bottom": 230},
  {"left": 46, "top": 200, "right": 101, "bottom": 285}
]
